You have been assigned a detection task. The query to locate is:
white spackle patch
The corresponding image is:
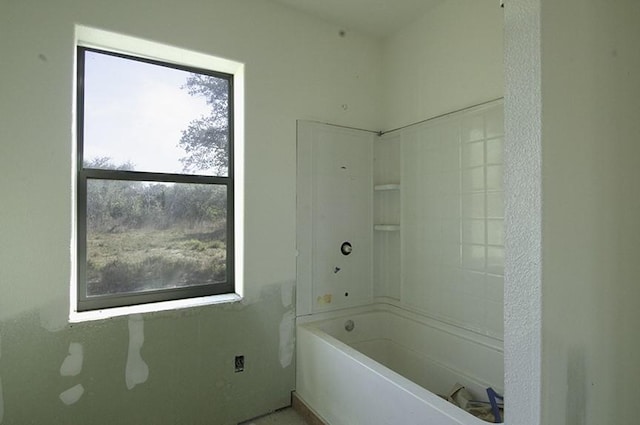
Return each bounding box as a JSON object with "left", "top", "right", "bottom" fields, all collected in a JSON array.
[
  {"left": 60, "top": 343, "right": 83, "bottom": 377},
  {"left": 125, "top": 314, "right": 149, "bottom": 390},
  {"left": 281, "top": 282, "right": 294, "bottom": 308},
  {"left": 59, "top": 384, "right": 84, "bottom": 406},
  {"left": 278, "top": 310, "right": 295, "bottom": 368}
]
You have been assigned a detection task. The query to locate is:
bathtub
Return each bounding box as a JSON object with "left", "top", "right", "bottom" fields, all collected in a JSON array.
[{"left": 295, "top": 304, "right": 504, "bottom": 425}]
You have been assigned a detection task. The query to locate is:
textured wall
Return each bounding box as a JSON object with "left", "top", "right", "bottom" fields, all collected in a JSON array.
[
  {"left": 503, "top": 1, "right": 542, "bottom": 424},
  {"left": 0, "top": 0, "right": 381, "bottom": 423},
  {"left": 505, "top": 0, "right": 640, "bottom": 423}
]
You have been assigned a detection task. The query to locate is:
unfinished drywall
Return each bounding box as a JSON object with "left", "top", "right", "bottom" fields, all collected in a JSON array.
[
  {"left": 540, "top": 0, "right": 640, "bottom": 423},
  {"left": 381, "top": 0, "right": 503, "bottom": 131},
  {"left": 0, "top": 0, "right": 381, "bottom": 423}
]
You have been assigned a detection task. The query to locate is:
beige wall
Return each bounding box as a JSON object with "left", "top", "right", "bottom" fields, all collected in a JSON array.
[
  {"left": 0, "top": 0, "right": 381, "bottom": 423},
  {"left": 381, "top": 0, "right": 503, "bottom": 131},
  {"left": 540, "top": 0, "right": 640, "bottom": 423}
]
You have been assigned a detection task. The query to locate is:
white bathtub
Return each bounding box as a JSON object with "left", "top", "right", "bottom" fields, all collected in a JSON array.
[{"left": 295, "top": 304, "right": 504, "bottom": 425}]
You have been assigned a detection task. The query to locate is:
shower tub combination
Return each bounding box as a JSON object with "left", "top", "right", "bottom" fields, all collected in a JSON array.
[{"left": 295, "top": 304, "right": 504, "bottom": 425}]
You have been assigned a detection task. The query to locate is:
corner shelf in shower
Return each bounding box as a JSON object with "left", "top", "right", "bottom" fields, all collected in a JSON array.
[
  {"left": 374, "top": 224, "right": 401, "bottom": 232},
  {"left": 374, "top": 183, "right": 400, "bottom": 232},
  {"left": 374, "top": 184, "right": 400, "bottom": 191}
]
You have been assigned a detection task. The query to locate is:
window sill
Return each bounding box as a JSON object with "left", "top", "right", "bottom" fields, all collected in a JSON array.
[{"left": 69, "top": 293, "right": 242, "bottom": 323}]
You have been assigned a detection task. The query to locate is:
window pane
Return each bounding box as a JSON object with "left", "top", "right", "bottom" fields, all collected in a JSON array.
[
  {"left": 85, "top": 179, "right": 227, "bottom": 297},
  {"left": 82, "top": 50, "right": 229, "bottom": 177}
]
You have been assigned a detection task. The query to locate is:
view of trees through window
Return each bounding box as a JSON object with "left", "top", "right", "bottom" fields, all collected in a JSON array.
[
  {"left": 79, "top": 48, "right": 232, "bottom": 303},
  {"left": 85, "top": 171, "right": 227, "bottom": 296}
]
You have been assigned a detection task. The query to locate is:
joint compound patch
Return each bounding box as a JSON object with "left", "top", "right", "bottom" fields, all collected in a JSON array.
[
  {"left": 317, "top": 294, "right": 332, "bottom": 305},
  {"left": 281, "top": 282, "right": 294, "bottom": 308},
  {"left": 60, "top": 343, "right": 83, "bottom": 377},
  {"left": 279, "top": 310, "right": 295, "bottom": 368},
  {"left": 126, "top": 314, "right": 149, "bottom": 390},
  {"left": 59, "top": 384, "right": 84, "bottom": 406}
]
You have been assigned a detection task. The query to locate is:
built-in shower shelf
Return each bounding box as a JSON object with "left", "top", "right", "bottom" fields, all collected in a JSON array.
[
  {"left": 374, "top": 184, "right": 400, "bottom": 191},
  {"left": 374, "top": 224, "right": 401, "bottom": 231}
]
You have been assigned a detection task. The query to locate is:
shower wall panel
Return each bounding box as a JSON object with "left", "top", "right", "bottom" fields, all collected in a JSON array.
[
  {"left": 297, "top": 121, "right": 374, "bottom": 316},
  {"left": 400, "top": 101, "right": 504, "bottom": 339}
]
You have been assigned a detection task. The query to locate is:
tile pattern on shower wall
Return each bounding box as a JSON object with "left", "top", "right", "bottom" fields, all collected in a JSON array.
[{"left": 401, "top": 102, "right": 504, "bottom": 339}]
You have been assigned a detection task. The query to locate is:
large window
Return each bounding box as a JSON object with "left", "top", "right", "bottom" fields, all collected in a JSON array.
[{"left": 76, "top": 47, "right": 234, "bottom": 312}]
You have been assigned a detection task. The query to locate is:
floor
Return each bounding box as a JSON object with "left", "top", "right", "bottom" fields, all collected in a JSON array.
[{"left": 240, "top": 408, "right": 310, "bottom": 425}]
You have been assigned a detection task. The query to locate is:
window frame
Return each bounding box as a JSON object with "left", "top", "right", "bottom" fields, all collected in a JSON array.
[{"left": 76, "top": 46, "right": 235, "bottom": 312}]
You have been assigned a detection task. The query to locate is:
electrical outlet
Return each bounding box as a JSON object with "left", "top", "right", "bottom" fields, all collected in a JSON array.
[{"left": 235, "top": 355, "right": 244, "bottom": 373}]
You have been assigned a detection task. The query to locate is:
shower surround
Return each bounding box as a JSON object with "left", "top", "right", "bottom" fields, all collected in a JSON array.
[{"left": 296, "top": 100, "right": 504, "bottom": 424}]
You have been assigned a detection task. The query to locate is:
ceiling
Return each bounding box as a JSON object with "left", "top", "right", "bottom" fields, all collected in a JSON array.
[{"left": 269, "top": 0, "right": 445, "bottom": 39}]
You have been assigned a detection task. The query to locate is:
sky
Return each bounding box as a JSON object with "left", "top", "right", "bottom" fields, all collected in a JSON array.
[{"left": 82, "top": 50, "right": 215, "bottom": 175}]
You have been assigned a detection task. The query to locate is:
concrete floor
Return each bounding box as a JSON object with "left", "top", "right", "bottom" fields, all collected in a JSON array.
[{"left": 240, "top": 408, "right": 310, "bottom": 425}]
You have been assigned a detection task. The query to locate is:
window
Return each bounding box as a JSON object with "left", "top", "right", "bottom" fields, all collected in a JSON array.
[{"left": 76, "top": 46, "right": 235, "bottom": 312}]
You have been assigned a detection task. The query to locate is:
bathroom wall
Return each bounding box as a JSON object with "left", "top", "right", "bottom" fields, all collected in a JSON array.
[
  {"left": 296, "top": 122, "right": 375, "bottom": 316},
  {"left": 0, "top": 0, "right": 381, "bottom": 423},
  {"left": 381, "top": 0, "right": 504, "bottom": 131},
  {"left": 397, "top": 102, "right": 504, "bottom": 339},
  {"left": 374, "top": 1, "right": 504, "bottom": 340},
  {"left": 504, "top": 0, "right": 640, "bottom": 423},
  {"left": 539, "top": 0, "right": 640, "bottom": 423}
]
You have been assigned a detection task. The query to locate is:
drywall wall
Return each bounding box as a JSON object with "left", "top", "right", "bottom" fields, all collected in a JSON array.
[
  {"left": 505, "top": 0, "right": 640, "bottom": 423},
  {"left": 503, "top": 1, "right": 542, "bottom": 424},
  {"left": 0, "top": 0, "right": 381, "bottom": 423},
  {"left": 539, "top": 0, "right": 640, "bottom": 423},
  {"left": 381, "top": 0, "right": 503, "bottom": 131}
]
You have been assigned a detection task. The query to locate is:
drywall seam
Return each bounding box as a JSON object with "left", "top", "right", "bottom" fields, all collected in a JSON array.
[
  {"left": 504, "top": 0, "right": 542, "bottom": 424},
  {"left": 59, "top": 384, "right": 84, "bottom": 406},
  {"left": 125, "top": 314, "right": 149, "bottom": 390},
  {"left": 60, "top": 342, "right": 83, "bottom": 377}
]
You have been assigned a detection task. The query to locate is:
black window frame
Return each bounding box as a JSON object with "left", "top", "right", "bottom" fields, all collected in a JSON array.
[{"left": 76, "top": 46, "right": 235, "bottom": 312}]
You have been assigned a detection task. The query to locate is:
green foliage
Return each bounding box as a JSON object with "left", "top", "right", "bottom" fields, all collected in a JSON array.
[
  {"left": 83, "top": 157, "right": 229, "bottom": 294},
  {"left": 86, "top": 226, "right": 227, "bottom": 295},
  {"left": 84, "top": 158, "right": 226, "bottom": 233},
  {"left": 178, "top": 73, "right": 230, "bottom": 175}
]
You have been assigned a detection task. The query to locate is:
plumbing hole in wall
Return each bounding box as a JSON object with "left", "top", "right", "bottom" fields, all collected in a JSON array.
[{"left": 344, "top": 320, "right": 355, "bottom": 332}]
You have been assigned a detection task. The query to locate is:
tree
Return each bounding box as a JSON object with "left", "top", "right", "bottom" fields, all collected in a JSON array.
[{"left": 178, "top": 73, "right": 230, "bottom": 176}]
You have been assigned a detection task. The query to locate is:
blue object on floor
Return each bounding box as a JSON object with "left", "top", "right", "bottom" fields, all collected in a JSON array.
[{"left": 486, "top": 387, "right": 504, "bottom": 423}]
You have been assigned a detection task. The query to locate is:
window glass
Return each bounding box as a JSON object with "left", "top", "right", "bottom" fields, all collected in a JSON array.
[
  {"left": 85, "top": 180, "right": 227, "bottom": 297},
  {"left": 77, "top": 47, "right": 234, "bottom": 311},
  {"left": 82, "top": 50, "right": 230, "bottom": 177}
]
